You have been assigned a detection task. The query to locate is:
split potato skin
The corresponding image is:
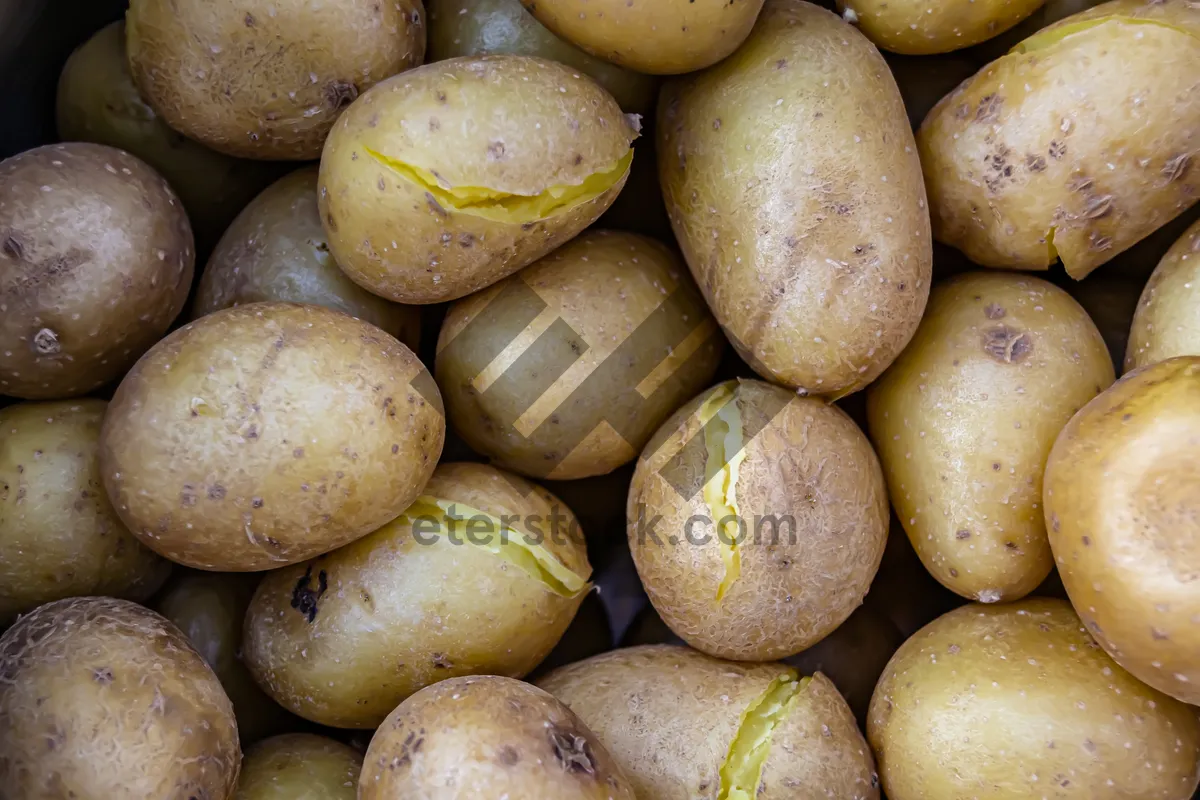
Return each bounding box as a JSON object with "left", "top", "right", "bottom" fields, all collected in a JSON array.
[
  {"left": 867, "top": 272, "right": 1114, "bottom": 603},
  {"left": 839, "top": 0, "right": 1046, "bottom": 55},
  {"left": 0, "top": 597, "right": 241, "bottom": 800},
  {"left": 125, "top": 0, "right": 426, "bottom": 160},
  {"left": 0, "top": 143, "right": 194, "bottom": 400},
  {"left": 659, "top": 0, "right": 931, "bottom": 398},
  {"left": 919, "top": 0, "right": 1200, "bottom": 279},
  {"left": 236, "top": 734, "right": 361, "bottom": 800},
  {"left": 1126, "top": 218, "right": 1200, "bottom": 372},
  {"left": 868, "top": 598, "right": 1200, "bottom": 800},
  {"left": 100, "top": 302, "right": 444, "bottom": 572}
]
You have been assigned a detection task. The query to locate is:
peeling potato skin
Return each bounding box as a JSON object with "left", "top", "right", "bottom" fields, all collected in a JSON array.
[
  {"left": 919, "top": 0, "right": 1200, "bottom": 279},
  {"left": 659, "top": 0, "right": 932, "bottom": 398},
  {"left": 969, "top": 0, "right": 1113, "bottom": 63},
  {"left": 628, "top": 379, "right": 889, "bottom": 661},
  {"left": 0, "top": 143, "right": 194, "bottom": 400},
  {"left": 236, "top": 734, "right": 362, "bottom": 799},
  {"left": 868, "top": 599, "right": 1200, "bottom": 800},
  {"left": 0, "top": 597, "right": 241, "bottom": 800},
  {"left": 361, "top": 676, "right": 636, "bottom": 800},
  {"left": 537, "top": 645, "right": 880, "bottom": 800},
  {"left": 839, "top": 0, "right": 1045, "bottom": 55},
  {"left": 125, "top": 0, "right": 426, "bottom": 160},
  {"left": 1126, "top": 218, "right": 1200, "bottom": 372},
  {"left": 99, "top": 302, "right": 445, "bottom": 572},
  {"left": 867, "top": 273, "right": 1114, "bottom": 603},
  {"left": 1044, "top": 357, "right": 1200, "bottom": 704}
]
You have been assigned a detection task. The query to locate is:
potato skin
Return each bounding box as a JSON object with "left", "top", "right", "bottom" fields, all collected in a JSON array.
[
  {"left": 236, "top": 734, "right": 361, "bottom": 800},
  {"left": 125, "top": 0, "right": 425, "bottom": 160},
  {"left": 868, "top": 599, "right": 1200, "bottom": 800},
  {"left": 1126, "top": 218, "right": 1200, "bottom": 371},
  {"left": 100, "top": 302, "right": 444, "bottom": 572},
  {"left": 867, "top": 273, "right": 1114, "bottom": 603},
  {"left": 919, "top": 0, "right": 1200, "bottom": 279},
  {"left": 659, "top": 0, "right": 931, "bottom": 398},
  {"left": 839, "top": 0, "right": 1045, "bottom": 55},
  {"left": 0, "top": 597, "right": 241, "bottom": 800},
  {"left": 0, "top": 143, "right": 193, "bottom": 400}
]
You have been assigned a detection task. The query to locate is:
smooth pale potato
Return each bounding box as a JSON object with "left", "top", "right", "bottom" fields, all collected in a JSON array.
[
  {"left": 243, "top": 462, "right": 591, "bottom": 728},
  {"left": 884, "top": 53, "right": 980, "bottom": 129},
  {"left": 125, "top": 0, "right": 425, "bottom": 160},
  {"left": 867, "top": 273, "right": 1114, "bottom": 603},
  {"left": 1066, "top": 275, "right": 1143, "bottom": 373},
  {"left": 194, "top": 167, "right": 421, "bottom": 351},
  {"left": 839, "top": 0, "right": 1046, "bottom": 55},
  {"left": 628, "top": 379, "right": 889, "bottom": 661},
  {"left": 318, "top": 55, "right": 639, "bottom": 304},
  {"left": 0, "top": 400, "right": 170, "bottom": 626},
  {"left": 919, "top": 0, "right": 1200, "bottom": 279},
  {"left": 659, "top": 0, "right": 931, "bottom": 398},
  {"left": 1126, "top": 218, "right": 1200, "bottom": 371},
  {"left": 0, "top": 597, "right": 241, "bottom": 800},
  {"left": 0, "top": 143, "right": 193, "bottom": 399},
  {"left": 100, "top": 302, "right": 444, "bottom": 572},
  {"left": 538, "top": 645, "right": 880, "bottom": 800},
  {"left": 436, "top": 230, "right": 723, "bottom": 480},
  {"left": 868, "top": 599, "right": 1200, "bottom": 800},
  {"left": 1044, "top": 357, "right": 1200, "bottom": 704},
  {"left": 236, "top": 734, "right": 361, "bottom": 800},
  {"left": 361, "top": 676, "right": 636, "bottom": 799}
]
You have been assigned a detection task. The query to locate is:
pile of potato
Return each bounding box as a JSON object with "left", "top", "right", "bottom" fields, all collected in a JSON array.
[{"left": 1, "top": 0, "right": 1199, "bottom": 797}]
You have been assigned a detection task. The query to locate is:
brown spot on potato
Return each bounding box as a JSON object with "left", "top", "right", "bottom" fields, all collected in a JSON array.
[
  {"left": 488, "top": 141, "right": 506, "bottom": 161},
  {"left": 1026, "top": 154, "right": 1047, "bottom": 172},
  {"left": 1080, "top": 195, "right": 1113, "bottom": 220},
  {"left": 31, "top": 328, "right": 61, "bottom": 355},
  {"left": 982, "top": 326, "right": 1032, "bottom": 364},
  {"left": 2, "top": 235, "right": 24, "bottom": 260},
  {"left": 1049, "top": 141, "right": 1067, "bottom": 160},
  {"left": 244, "top": 12, "right": 255, "bottom": 26},
  {"left": 984, "top": 303, "right": 1005, "bottom": 320},
  {"left": 426, "top": 194, "right": 448, "bottom": 217},
  {"left": 432, "top": 653, "right": 453, "bottom": 669},
  {"left": 208, "top": 484, "right": 226, "bottom": 501},
  {"left": 550, "top": 728, "right": 595, "bottom": 776},
  {"left": 956, "top": 529, "right": 971, "bottom": 540},
  {"left": 497, "top": 745, "right": 520, "bottom": 766},
  {"left": 1164, "top": 154, "right": 1191, "bottom": 183},
  {"left": 92, "top": 667, "right": 113, "bottom": 684},
  {"left": 290, "top": 566, "right": 329, "bottom": 623},
  {"left": 294, "top": 448, "right": 305, "bottom": 458},
  {"left": 976, "top": 94, "right": 1002, "bottom": 123}
]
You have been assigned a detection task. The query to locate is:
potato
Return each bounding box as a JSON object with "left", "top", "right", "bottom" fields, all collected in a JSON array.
[
  {"left": 361, "top": 675, "right": 636, "bottom": 799},
  {"left": 1044, "top": 356, "right": 1200, "bottom": 704},
  {"left": 659, "top": 0, "right": 932, "bottom": 398},
  {"left": 868, "top": 598, "right": 1200, "bottom": 800},
  {"left": 100, "top": 302, "right": 444, "bottom": 572},
  {"left": 538, "top": 644, "right": 880, "bottom": 799},
  {"left": 1126, "top": 218, "right": 1200, "bottom": 372},
  {"left": 318, "top": 55, "right": 639, "bottom": 304},
  {"left": 970, "top": 0, "right": 1109, "bottom": 62},
  {"left": 867, "top": 273, "right": 1114, "bottom": 603},
  {"left": 237, "top": 734, "right": 361, "bottom": 800},
  {"left": 884, "top": 53, "right": 980, "bottom": 129},
  {"left": 125, "top": 0, "right": 425, "bottom": 160},
  {"left": 0, "top": 143, "right": 193, "bottom": 399},
  {"left": 628, "top": 379, "right": 889, "bottom": 661},
  {"left": 243, "top": 462, "right": 591, "bottom": 728},
  {"left": 839, "top": 0, "right": 1045, "bottom": 55},
  {"left": 194, "top": 167, "right": 421, "bottom": 351},
  {"left": 1067, "top": 275, "right": 1143, "bottom": 373},
  {"left": 437, "top": 230, "right": 723, "bottom": 480},
  {"left": 919, "top": 0, "right": 1200, "bottom": 279},
  {"left": 0, "top": 597, "right": 241, "bottom": 799},
  {"left": 0, "top": 400, "right": 170, "bottom": 626}
]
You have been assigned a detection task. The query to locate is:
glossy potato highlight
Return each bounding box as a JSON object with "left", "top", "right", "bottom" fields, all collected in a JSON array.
[{"left": 1126, "top": 218, "right": 1200, "bottom": 371}]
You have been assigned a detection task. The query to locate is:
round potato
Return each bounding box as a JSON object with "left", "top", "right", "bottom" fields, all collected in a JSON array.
[
  {"left": 0, "top": 597, "right": 241, "bottom": 799},
  {"left": 839, "top": 0, "right": 1045, "bottom": 55},
  {"left": 437, "top": 230, "right": 723, "bottom": 480},
  {"left": 1126, "top": 218, "right": 1200, "bottom": 372},
  {"left": 628, "top": 379, "right": 889, "bottom": 661},
  {"left": 319, "top": 55, "right": 639, "bottom": 304},
  {"left": 243, "top": 462, "right": 591, "bottom": 728},
  {"left": 659, "top": 0, "right": 931, "bottom": 398},
  {"left": 538, "top": 645, "right": 879, "bottom": 800},
  {"left": 1067, "top": 275, "right": 1143, "bottom": 373},
  {"left": 237, "top": 734, "right": 361, "bottom": 800},
  {"left": 125, "top": 0, "right": 425, "bottom": 160},
  {"left": 100, "top": 302, "right": 444, "bottom": 572},
  {"left": 867, "top": 272, "right": 1114, "bottom": 603},
  {"left": 868, "top": 599, "right": 1200, "bottom": 800},
  {"left": 919, "top": 0, "right": 1200, "bottom": 279},
  {"left": 0, "top": 142, "right": 193, "bottom": 399}
]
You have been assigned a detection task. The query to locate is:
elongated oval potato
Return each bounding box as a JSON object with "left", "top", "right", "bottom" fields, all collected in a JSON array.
[
  {"left": 659, "top": 0, "right": 931, "bottom": 398},
  {"left": 538, "top": 645, "right": 880, "bottom": 800},
  {"left": 839, "top": 0, "right": 1046, "bottom": 55},
  {"left": 237, "top": 734, "right": 361, "bottom": 800},
  {"left": 1044, "top": 357, "right": 1200, "bottom": 704},
  {"left": 319, "top": 55, "right": 639, "bottom": 304},
  {"left": 100, "top": 302, "right": 444, "bottom": 572},
  {"left": 919, "top": 0, "right": 1200, "bottom": 279},
  {"left": 867, "top": 273, "right": 1114, "bottom": 603},
  {"left": 1126, "top": 218, "right": 1200, "bottom": 371},
  {"left": 868, "top": 599, "right": 1200, "bottom": 800}
]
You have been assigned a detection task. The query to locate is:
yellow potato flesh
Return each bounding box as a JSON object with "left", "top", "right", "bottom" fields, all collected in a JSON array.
[
  {"left": 1014, "top": 15, "right": 1198, "bottom": 54},
  {"left": 719, "top": 672, "right": 805, "bottom": 800},
  {"left": 698, "top": 384, "right": 747, "bottom": 601}
]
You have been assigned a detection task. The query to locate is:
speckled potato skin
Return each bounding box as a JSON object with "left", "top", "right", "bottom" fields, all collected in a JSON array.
[
  {"left": 99, "top": 302, "right": 444, "bottom": 572},
  {"left": 318, "top": 55, "right": 638, "bottom": 304},
  {"left": 868, "top": 599, "right": 1200, "bottom": 800},
  {"left": 125, "top": 0, "right": 425, "bottom": 160},
  {"left": 236, "top": 734, "right": 361, "bottom": 800},
  {"left": 0, "top": 143, "right": 194, "bottom": 400},
  {"left": 839, "top": 0, "right": 1046, "bottom": 55},
  {"left": 0, "top": 400, "right": 170, "bottom": 627},
  {"left": 361, "top": 676, "right": 636, "bottom": 800},
  {"left": 919, "top": 0, "right": 1200, "bottom": 279},
  {"left": 437, "top": 230, "right": 723, "bottom": 480},
  {"left": 659, "top": 0, "right": 932, "bottom": 398},
  {"left": 867, "top": 273, "right": 1114, "bottom": 603},
  {"left": 194, "top": 167, "right": 421, "bottom": 351},
  {"left": 1044, "top": 357, "right": 1200, "bottom": 705},
  {"left": 1127, "top": 218, "right": 1200, "bottom": 371},
  {"left": 628, "top": 379, "right": 889, "bottom": 661},
  {"left": 0, "top": 597, "right": 241, "bottom": 800},
  {"left": 538, "top": 645, "right": 880, "bottom": 800}
]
